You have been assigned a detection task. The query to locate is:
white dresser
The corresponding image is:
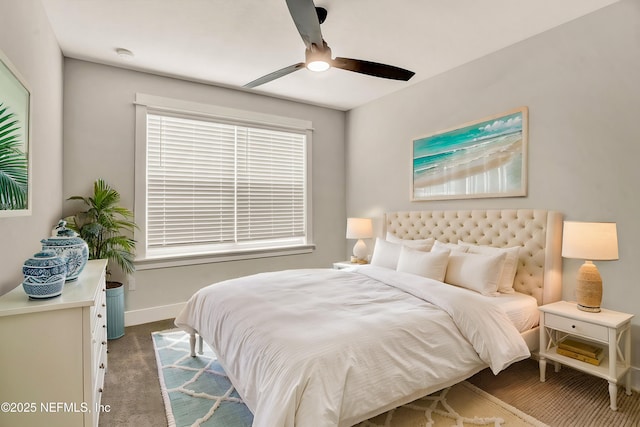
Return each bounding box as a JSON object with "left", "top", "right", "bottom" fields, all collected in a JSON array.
[{"left": 0, "top": 259, "right": 108, "bottom": 427}]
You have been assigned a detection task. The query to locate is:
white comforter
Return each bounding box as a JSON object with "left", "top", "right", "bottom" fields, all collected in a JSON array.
[{"left": 175, "top": 265, "right": 530, "bottom": 427}]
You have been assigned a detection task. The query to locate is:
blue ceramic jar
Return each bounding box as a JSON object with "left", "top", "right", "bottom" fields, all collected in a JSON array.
[
  {"left": 22, "top": 250, "right": 67, "bottom": 299},
  {"left": 41, "top": 220, "right": 89, "bottom": 281},
  {"left": 22, "top": 274, "right": 66, "bottom": 299},
  {"left": 22, "top": 249, "right": 67, "bottom": 281}
]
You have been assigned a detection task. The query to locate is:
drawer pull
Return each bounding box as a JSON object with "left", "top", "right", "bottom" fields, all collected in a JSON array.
[{"left": 572, "top": 325, "right": 576, "bottom": 329}]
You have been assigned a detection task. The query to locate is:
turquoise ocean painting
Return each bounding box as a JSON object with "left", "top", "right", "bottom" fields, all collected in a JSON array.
[{"left": 412, "top": 108, "right": 527, "bottom": 200}]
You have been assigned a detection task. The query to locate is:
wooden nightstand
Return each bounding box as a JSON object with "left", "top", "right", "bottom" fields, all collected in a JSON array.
[{"left": 538, "top": 301, "right": 633, "bottom": 411}]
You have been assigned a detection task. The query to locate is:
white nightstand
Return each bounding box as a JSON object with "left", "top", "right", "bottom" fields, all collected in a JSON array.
[{"left": 538, "top": 301, "right": 633, "bottom": 411}]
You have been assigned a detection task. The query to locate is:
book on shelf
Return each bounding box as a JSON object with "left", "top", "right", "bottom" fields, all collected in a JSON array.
[
  {"left": 557, "top": 338, "right": 602, "bottom": 359},
  {"left": 556, "top": 347, "right": 605, "bottom": 366}
]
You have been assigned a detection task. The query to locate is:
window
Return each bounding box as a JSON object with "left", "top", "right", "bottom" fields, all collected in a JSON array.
[{"left": 134, "top": 94, "right": 313, "bottom": 268}]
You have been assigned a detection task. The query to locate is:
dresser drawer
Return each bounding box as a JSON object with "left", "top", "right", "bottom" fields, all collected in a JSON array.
[
  {"left": 91, "top": 294, "right": 106, "bottom": 339},
  {"left": 94, "top": 342, "right": 107, "bottom": 391},
  {"left": 91, "top": 309, "right": 108, "bottom": 377},
  {"left": 90, "top": 282, "right": 107, "bottom": 332},
  {"left": 545, "top": 313, "right": 608, "bottom": 342},
  {"left": 91, "top": 326, "right": 107, "bottom": 377},
  {"left": 92, "top": 348, "right": 107, "bottom": 427}
]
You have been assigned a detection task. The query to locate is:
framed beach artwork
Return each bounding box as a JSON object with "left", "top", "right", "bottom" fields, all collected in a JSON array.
[
  {"left": 0, "top": 49, "right": 31, "bottom": 217},
  {"left": 411, "top": 107, "right": 528, "bottom": 201}
]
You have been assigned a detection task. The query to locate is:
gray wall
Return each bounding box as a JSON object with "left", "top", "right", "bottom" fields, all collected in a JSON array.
[
  {"left": 346, "top": 0, "right": 640, "bottom": 382},
  {"left": 0, "top": 0, "right": 64, "bottom": 295},
  {"left": 62, "top": 60, "right": 346, "bottom": 313}
]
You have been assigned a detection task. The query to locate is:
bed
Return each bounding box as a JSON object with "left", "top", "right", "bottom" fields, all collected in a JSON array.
[{"left": 175, "top": 209, "right": 563, "bottom": 427}]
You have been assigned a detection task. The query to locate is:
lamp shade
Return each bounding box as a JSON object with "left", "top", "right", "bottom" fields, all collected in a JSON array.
[
  {"left": 562, "top": 221, "right": 618, "bottom": 261},
  {"left": 346, "top": 218, "right": 373, "bottom": 240}
]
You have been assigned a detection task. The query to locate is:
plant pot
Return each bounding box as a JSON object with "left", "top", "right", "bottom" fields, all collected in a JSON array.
[{"left": 106, "top": 281, "right": 125, "bottom": 340}]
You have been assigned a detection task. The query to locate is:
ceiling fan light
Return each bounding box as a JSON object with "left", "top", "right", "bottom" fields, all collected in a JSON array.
[
  {"left": 305, "top": 44, "right": 332, "bottom": 72},
  {"left": 307, "top": 60, "right": 330, "bottom": 72}
]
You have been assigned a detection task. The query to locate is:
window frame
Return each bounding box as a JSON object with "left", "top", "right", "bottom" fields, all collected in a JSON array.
[{"left": 134, "top": 94, "right": 314, "bottom": 270}]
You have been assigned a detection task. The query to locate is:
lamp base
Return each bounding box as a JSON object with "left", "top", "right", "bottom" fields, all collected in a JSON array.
[
  {"left": 352, "top": 239, "right": 368, "bottom": 262},
  {"left": 577, "top": 304, "right": 601, "bottom": 313},
  {"left": 575, "top": 261, "right": 602, "bottom": 313}
]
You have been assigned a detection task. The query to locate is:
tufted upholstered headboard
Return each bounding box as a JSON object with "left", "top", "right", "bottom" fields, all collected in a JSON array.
[{"left": 383, "top": 209, "right": 563, "bottom": 306}]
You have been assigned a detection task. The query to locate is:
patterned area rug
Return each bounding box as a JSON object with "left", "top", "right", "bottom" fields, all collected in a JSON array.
[{"left": 152, "top": 329, "right": 547, "bottom": 427}]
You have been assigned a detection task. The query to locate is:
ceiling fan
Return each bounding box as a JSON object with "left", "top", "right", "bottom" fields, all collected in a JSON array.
[{"left": 244, "top": 0, "right": 415, "bottom": 88}]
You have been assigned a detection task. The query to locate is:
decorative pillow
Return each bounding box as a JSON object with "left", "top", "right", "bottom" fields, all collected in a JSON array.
[
  {"left": 432, "top": 240, "right": 469, "bottom": 253},
  {"left": 396, "top": 246, "right": 450, "bottom": 282},
  {"left": 444, "top": 252, "right": 507, "bottom": 296},
  {"left": 370, "top": 238, "right": 403, "bottom": 270},
  {"left": 458, "top": 241, "right": 520, "bottom": 294},
  {"left": 385, "top": 232, "right": 434, "bottom": 251}
]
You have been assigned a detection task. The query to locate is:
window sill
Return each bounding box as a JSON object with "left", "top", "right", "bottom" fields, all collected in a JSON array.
[{"left": 135, "top": 244, "right": 316, "bottom": 270}]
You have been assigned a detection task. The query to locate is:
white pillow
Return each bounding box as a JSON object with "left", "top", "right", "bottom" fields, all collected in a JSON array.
[
  {"left": 385, "top": 232, "right": 434, "bottom": 251},
  {"left": 396, "top": 246, "right": 450, "bottom": 282},
  {"left": 370, "top": 238, "right": 403, "bottom": 270},
  {"left": 458, "top": 241, "right": 520, "bottom": 294},
  {"left": 444, "top": 252, "right": 507, "bottom": 296},
  {"left": 432, "top": 240, "right": 469, "bottom": 253}
]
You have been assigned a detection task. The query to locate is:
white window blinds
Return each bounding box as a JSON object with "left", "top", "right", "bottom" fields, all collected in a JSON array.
[{"left": 146, "top": 112, "right": 307, "bottom": 254}]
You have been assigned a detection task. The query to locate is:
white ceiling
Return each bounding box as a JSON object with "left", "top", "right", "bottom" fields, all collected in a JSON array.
[{"left": 40, "top": 0, "right": 618, "bottom": 111}]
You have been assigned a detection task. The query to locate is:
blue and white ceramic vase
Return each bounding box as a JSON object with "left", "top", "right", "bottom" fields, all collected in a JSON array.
[
  {"left": 22, "top": 249, "right": 67, "bottom": 281},
  {"left": 41, "top": 220, "right": 89, "bottom": 281},
  {"left": 22, "top": 275, "right": 66, "bottom": 299},
  {"left": 22, "top": 249, "right": 67, "bottom": 299}
]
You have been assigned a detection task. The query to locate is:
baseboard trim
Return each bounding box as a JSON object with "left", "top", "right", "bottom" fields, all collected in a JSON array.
[{"left": 125, "top": 302, "right": 186, "bottom": 326}]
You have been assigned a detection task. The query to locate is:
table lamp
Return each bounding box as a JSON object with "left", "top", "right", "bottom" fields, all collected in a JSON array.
[
  {"left": 562, "top": 221, "right": 618, "bottom": 312},
  {"left": 346, "top": 217, "right": 373, "bottom": 263}
]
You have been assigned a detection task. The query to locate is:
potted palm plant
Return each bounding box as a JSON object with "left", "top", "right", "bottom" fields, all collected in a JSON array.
[{"left": 66, "top": 179, "right": 137, "bottom": 339}]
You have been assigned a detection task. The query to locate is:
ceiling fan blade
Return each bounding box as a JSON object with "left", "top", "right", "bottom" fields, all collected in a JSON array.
[
  {"left": 333, "top": 57, "right": 415, "bottom": 81},
  {"left": 244, "top": 62, "right": 306, "bottom": 88},
  {"left": 285, "top": 0, "right": 324, "bottom": 49}
]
